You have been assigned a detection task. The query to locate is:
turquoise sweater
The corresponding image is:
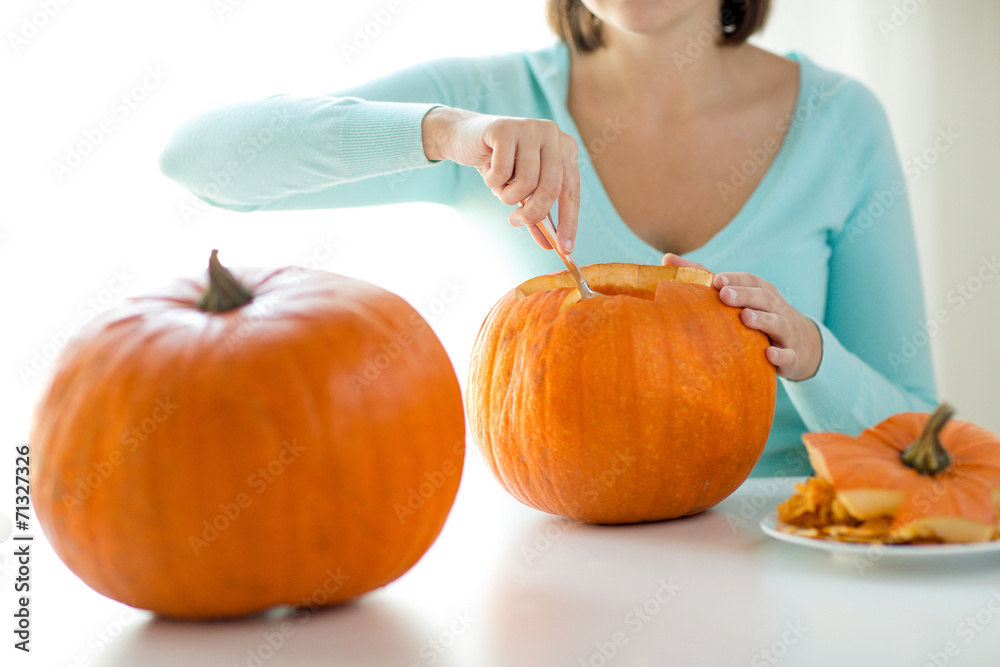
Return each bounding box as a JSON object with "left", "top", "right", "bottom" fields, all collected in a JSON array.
[{"left": 160, "top": 42, "right": 937, "bottom": 477}]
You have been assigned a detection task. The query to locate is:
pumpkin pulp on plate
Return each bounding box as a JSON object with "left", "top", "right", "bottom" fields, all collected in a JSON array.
[{"left": 779, "top": 403, "right": 1000, "bottom": 544}]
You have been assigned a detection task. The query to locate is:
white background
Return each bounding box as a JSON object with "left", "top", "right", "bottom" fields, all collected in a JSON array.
[{"left": 1, "top": 0, "right": 999, "bottom": 665}]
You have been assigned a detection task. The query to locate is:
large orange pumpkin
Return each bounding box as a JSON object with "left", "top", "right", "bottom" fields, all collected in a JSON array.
[
  {"left": 804, "top": 403, "right": 1000, "bottom": 543},
  {"left": 467, "top": 263, "right": 777, "bottom": 524},
  {"left": 31, "top": 251, "right": 465, "bottom": 619}
]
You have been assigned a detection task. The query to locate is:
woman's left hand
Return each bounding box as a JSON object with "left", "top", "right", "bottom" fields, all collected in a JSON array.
[{"left": 662, "top": 254, "right": 822, "bottom": 381}]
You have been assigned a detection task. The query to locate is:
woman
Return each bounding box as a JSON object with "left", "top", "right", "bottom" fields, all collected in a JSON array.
[{"left": 160, "top": 0, "right": 937, "bottom": 475}]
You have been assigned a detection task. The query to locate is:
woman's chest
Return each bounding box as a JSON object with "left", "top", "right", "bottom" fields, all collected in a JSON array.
[{"left": 577, "top": 113, "right": 788, "bottom": 256}]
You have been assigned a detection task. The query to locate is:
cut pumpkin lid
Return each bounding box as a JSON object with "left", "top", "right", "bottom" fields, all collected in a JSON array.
[{"left": 516, "top": 263, "right": 714, "bottom": 300}]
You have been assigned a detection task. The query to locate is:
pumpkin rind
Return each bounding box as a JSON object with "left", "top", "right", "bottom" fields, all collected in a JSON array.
[
  {"left": 31, "top": 262, "right": 465, "bottom": 618},
  {"left": 467, "top": 263, "right": 777, "bottom": 524},
  {"left": 803, "top": 411, "right": 1000, "bottom": 542}
]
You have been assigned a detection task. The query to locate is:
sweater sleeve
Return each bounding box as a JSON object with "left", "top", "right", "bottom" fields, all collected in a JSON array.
[
  {"left": 781, "top": 81, "right": 938, "bottom": 433},
  {"left": 158, "top": 61, "right": 468, "bottom": 211}
]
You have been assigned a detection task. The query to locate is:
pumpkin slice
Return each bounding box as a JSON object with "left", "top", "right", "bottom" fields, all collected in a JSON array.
[{"left": 803, "top": 403, "right": 1000, "bottom": 543}]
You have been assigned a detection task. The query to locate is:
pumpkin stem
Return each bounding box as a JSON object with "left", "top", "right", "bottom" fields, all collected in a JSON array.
[
  {"left": 900, "top": 402, "right": 955, "bottom": 476},
  {"left": 198, "top": 250, "right": 254, "bottom": 312}
]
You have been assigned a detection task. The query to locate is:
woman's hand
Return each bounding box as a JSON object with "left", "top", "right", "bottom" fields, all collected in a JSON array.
[
  {"left": 422, "top": 107, "right": 580, "bottom": 252},
  {"left": 662, "top": 254, "right": 823, "bottom": 381}
]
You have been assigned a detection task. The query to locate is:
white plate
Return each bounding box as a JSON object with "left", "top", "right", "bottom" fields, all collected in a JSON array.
[{"left": 760, "top": 513, "right": 1000, "bottom": 560}]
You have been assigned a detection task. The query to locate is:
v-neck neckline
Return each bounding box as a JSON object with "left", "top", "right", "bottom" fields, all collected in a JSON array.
[{"left": 535, "top": 42, "right": 807, "bottom": 265}]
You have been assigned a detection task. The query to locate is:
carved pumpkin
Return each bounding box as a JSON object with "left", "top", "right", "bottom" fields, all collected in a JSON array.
[
  {"left": 467, "top": 263, "right": 777, "bottom": 524},
  {"left": 31, "top": 251, "right": 465, "bottom": 618},
  {"left": 803, "top": 403, "right": 1000, "bottom": 543}
]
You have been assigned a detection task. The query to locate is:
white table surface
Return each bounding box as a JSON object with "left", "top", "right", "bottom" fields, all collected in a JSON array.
[{"left": 11, "top": 445, "right": 1000, "bottom": 667}]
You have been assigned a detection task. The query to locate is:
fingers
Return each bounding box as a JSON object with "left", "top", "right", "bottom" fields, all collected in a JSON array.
[
  {"left": 471, "top": 117, "right": 578, "bottom": 251},
  {"left": 740, "top": 307, "right": 792, "bottom": 345},
  {"left": 714, "top": 272, "right": 822, "bottom": 381},
  {"left": 554, "top": 147, "right": 580, "bottom": 253},
  {"left": 744, "top": 305, "right": 799, "bottom": 379},
  {"left": 713, "top": 271, "right": 770, "bottom": 291},
  {"left": 765, "top": 346, "right": 798, "bottom": 375},
  {"left": 526, "top": 224, "right": 552, "bottom": 250},
  {"left": 503, "top": 151, "right": 542, "bottom": 208},
  {"left": 483, "top": 138, "right": 516, "bottom": 191},
  {"left": 507, "top": 210, "right": 556, "bottom": 250},
  {"left": 661, "top": 253, "right": 708, "bottom": 270},
  {"left": 491, "top": 120, "right": 555, "bottom": 209},
  {"left": 723, "top": 284, "right": 790, "bottom": 352},
  {"left": 517, "top": 140, "right": 562, "bottom": 224},
  {"left": 719, "top": 282, "right": 783, "bottom": 320}
]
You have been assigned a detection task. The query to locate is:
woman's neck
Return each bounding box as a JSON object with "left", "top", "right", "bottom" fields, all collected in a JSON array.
[{"left": 569, "top": 8, "right": 748, "bottom": 120}]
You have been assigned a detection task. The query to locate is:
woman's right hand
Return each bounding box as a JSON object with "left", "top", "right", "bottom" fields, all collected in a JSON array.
[{"left": 422, "top": 106, "right": 580, "bottom": 253}]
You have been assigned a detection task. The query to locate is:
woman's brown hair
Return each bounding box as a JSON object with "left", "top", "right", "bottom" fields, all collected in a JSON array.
[{"left": 546, "top": 0, "right": 772, "bottom": 52}]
